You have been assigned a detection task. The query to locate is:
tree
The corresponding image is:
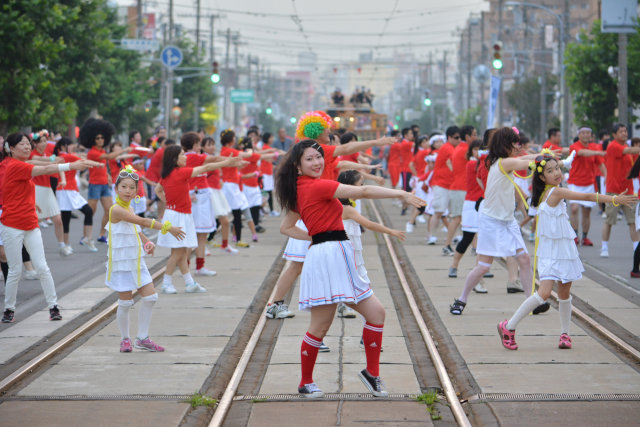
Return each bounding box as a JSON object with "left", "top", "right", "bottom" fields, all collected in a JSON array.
[
  {"left": 565, "top": 20, "right": 640, "bottom": 131},
  {"left": 506, "top": 74, "right": 558, "bottom": 141}
]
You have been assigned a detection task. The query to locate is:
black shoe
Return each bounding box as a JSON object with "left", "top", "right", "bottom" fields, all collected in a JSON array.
[
  {"left": 532, "top": 302, "right": 550, "bottom": 315},
  {"left": 483, "top": 272, "right": 494, "bottom": 278},
  {"left": 2, "top": 309, "right": 14, "bottom": 323},
  {"left": 49, "top": 305, "right": 62, "bottom": 321},
  {"left": 255, "top": 225, "right": 266, "bottom": 233},
  {"left": 449, "top": 298, "right": 466, "bottom": 315},
  {"left": 358, "top": 369, "right": 388, "bottom": 397}
]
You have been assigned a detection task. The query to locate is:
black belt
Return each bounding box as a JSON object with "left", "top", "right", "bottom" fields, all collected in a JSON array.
[{"left": 311, "top": 230, "right": 348, "bottom": 245}]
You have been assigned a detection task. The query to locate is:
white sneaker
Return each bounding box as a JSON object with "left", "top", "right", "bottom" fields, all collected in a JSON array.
[
  {"left": 24, "top": 270, "right": 38, "bottom": 280},
  {"left": 473, "top": 282, "right": 488, "bottom": 293},
  {"left": 269, "top": 211, "right": 280, "bottom": 217},
  {"left": 39, "top": 221, "right": 49, "bottom": 228},
  {"left": 160, "top": 283, "right": 177, "bottom": 294},
  {"left": 221, "top": 245, "right": 238, "bottom": 254},
  {"left": 441, "top": 226, "right": 448, "bottom": 233},
  {"left": 265, "top": 302, "right": 295, "bottom": 319},
  {"left": 405, "top": 222, "right": 414, "bottom": 233},
  {"left": 601, "top": 212, "right": 607, "bottom": 219},
  {"left": 185, "top": 282, "right": 207, "bottom": 293},
  {"left": 59, "top": 245, "right": 73, "bottom": 257},
  {"left": 600, "top": 247, "right": 609, "bottom": 258},
  {"left": 416, "top": 215, "right": 426, "bottom": 224},
  {"left": 195, "top": 267, "right": 217, "bottom": 276},
  {"left": 427, "top": 236, "right": 437, "bottom": 245},
  {"left": 337, "top": 303, "right": 357, "bottom": 318},
  {"left": 205, "top": 248, "right": 211, "bottom": 256},
  {"left": 46, "top": 218, "right": 53, "bottom": 225}
]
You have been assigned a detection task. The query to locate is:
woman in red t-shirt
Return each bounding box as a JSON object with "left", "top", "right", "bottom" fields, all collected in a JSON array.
[
  {"left": 275, "top": 140, "right": 424, "bottom": 398},
  {"left": 154, "top": 145, "right": 243, "bottom": 294},
  {"left": 259, "top": 132, "right": 283, "bottom": 216},
  {"left": 406, "top": 135, "right": 431, "bottom": 231},
  {"left": 1, "top": 133, "right": 102, "bottom": 324}
]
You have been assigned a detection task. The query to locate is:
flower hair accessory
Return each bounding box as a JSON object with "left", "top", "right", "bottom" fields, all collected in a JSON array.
[
  {"left": 540, "top": 147, "right": 555, "bottom": 157},
  {"left": 511, "top": 126, "right": 519, "bottom": 135},
  {"left": 295, "top": 111, "right": 334, "bottom": 141}
]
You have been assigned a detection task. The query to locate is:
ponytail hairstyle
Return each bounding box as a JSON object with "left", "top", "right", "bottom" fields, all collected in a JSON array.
[
  {"left": 530, "top": 151, "right": 558, "bottom": 208},
  {"left": 275, "top": 140, "right": 324, "bottom": 213},
  {"left": 201, "top": 136, "right": 215, "bottom": 154},
  {"left": 415, "top": 134, "right": 429, "bottom": 154},
  {"left": 54, "top": 137, "right": 73, "bottom": 156},
  {"left": 482, "top": 128, "right": 496, "bottom": 150},
  {"left": 485, "top": 127, "right": 519, "bottom": 169},
  {"left": 3, "top": 132, "right": 29, "bottom": 159},
  {"left": 161, "top": 144, "right": 183, "bottom": 179},
  {"left": 181, "top": 131, "right": 201, "bottom": 151},
  {"left": 337, "top": 169, "right": 362, "bottom": 206},
  {"left": 220, "top": 129, "right": 235, "bottom": 146}
]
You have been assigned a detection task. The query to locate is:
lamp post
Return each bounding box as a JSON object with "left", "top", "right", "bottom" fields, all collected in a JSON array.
[{"left": 505, "top": 1, "right": 567, "bottom": 146}]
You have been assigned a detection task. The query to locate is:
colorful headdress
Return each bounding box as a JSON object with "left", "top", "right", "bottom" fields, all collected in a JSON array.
[
  {"left": 295, "top": 111, "right": 333, "bottom": 141},
  {"left": 529, "top": 148, "right": 556, "bottom": 173}
]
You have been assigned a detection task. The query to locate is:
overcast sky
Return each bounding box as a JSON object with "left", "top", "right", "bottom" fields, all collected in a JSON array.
[{"left": 119, "top": 0, "right": 489, "bottom": 70}]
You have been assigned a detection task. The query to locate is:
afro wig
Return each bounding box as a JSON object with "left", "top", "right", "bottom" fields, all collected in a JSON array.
[
  {"left": 295, "top": 111, "right": 334, "bottom": 141},
  {"left": 79, "top": 118, "right": 115, "bottom": 149}
]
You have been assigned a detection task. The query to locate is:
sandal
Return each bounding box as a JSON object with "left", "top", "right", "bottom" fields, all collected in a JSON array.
[
  {"left": 532, "top": 302, "right": 550, "bottom": 315},
  {"left": 449, "top": 299, "right": 466, "bottom": 315},
  {"left": 497, "top": 320, "right": 518, "bottom": 350},
  {"left": 558, "top": 333, "right": 572, "bottom": 349}
]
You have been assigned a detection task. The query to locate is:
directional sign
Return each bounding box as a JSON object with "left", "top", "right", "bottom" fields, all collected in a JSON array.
[
  {"left": 161, "top": 46, "right": 183, "bottom": 69},
  {"left": 121, "top": 39, "right": 160, "bottom": 52},
  {"left": 230, "top": 89, "right": 255, "bottom": 103}
]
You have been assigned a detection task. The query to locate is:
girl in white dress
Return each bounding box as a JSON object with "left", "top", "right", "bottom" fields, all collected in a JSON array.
[
  {"left": 106, "top": 166, "right": 185, "bottom": 352},
  {"left": 498, "top": 153, "right": 636, "bottom": 350}
]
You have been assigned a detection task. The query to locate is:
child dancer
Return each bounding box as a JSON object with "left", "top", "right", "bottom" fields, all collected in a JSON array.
[
  {"left": 498, "top": 153, "right": 636, "bottom": 350},
  {"left": 276, "top": 140, "right": 424, "bottom": 398},
  {"left": 106, "top": 165, "right": 186, "bottom": 352},
  {"left": 155, "top": 145, "right": 243, "bottom": 294}
]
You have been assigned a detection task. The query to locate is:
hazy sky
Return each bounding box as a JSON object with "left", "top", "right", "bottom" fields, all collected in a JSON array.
[{"left": 120, "top": 0, "right": 489, "bottom": 70}]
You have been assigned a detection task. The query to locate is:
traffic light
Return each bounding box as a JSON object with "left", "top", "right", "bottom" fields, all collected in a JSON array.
[
  {"left": 265, "top": 103, "right": 272, "bottom": 115},
  {"left": 492, "top": 41, "right": 503, "bottom": 70},
  {"left": 211, "top": 61, "right": 220, "bottom": 84},
  {"left": 423, "top": 90, "right": 432, "bottom": 107},
  {"left": 289, "top": 116, "right": 297, "bottom": 124},
  {"left": 144, "top": 100, "right": 152, "bottom": 112}
]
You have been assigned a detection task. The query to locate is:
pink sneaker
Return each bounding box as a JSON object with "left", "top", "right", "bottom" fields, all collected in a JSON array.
[
  {"left": 497, "top": 320, "right": 518, "bottom": 350},
  {"left": 134, "top": 337, "right": 165, "bottom": 352},
  {"left": 558, "top": 333, "right": 572, "bottom": 349},
  {"left": 120, "top": 338, "right": 133, "bottom": 353}
]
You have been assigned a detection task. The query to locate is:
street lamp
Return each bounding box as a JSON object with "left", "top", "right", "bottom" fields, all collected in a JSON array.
[{"left": 504, "top": 1, "right": 567, "bottom": 146}]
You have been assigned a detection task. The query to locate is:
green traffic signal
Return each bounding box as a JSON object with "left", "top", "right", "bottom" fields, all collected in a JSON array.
[
  {"left": 423, "top": 98, "right": 432, "bottom": 107},
  {"left": 492, "top": 59, "right": 503, "bottom": 70},
  {"left": 265, "top": 107, "right": 273, "bottom": 115},
  {"left": 289, "top": 117, "right": 296, "bottom": 124},
  {"left": 211, "top": 73, "right": 220, "bottom": 84}
]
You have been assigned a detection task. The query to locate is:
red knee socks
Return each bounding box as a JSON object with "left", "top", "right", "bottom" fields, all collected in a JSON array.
[
  {"left": 196, "top": 257, "right": 205, "bottom": 270},
  {"left": 300, "top": 331, "right": 322, "bottom": 386},
  {"left": 362, "top": 322, "right": 384, "bottom": 376}
]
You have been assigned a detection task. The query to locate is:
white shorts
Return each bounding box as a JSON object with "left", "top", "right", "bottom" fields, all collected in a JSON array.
[
  {"left": 210, "top": 188, "right": 231, "bottom": 217},
  {"left": 430, "top": 185, "right": 450, "bottom": 213},
  {"left": 222, "top": 182, "right": 249, "bottom": 211},
  {"left": 105, "top": 261, "right": 153, "bottom": 292},
  {"left": 262, "top": 174, "right": 274, "bottom": 192},
  {"left": 56, "top": 190, "right": 88, "bottom": 211},
  {"left": 243, "top": 185, "right": 262, "bottom": 207},
  {"left": 298, "top": 239, "right": 373, "bottom": 312},
  {"left": 567, "top": 184, "right": 596, "bottom": 208},
  {"left": 35, "top": 185, "right": 61, "bottom": 219},
  {"left": 460, "top": 200, "right": 479, "bottom": 233},
  {"left": 283, "top": 220, "right": 310, "bottom": 262},
  {"left": 156, "top": 209, "right": 197, "bottom": 248},
  {"left": 476, "top": 213, "right": 528, "bottom": 257},
  {"left": 190, "top": 188, "right": 216, "bottom": 233}
]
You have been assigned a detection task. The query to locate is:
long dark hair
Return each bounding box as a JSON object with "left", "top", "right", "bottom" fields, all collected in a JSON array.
[
  {"left": 54, "top": 137, "right": 73, "bottom": 156},
  {"left": 275, "top": 140, "right": 324, "bottom": 212},
  {"left": 485, "top": 127, "right": 519, "bottom": 169},
  {"left": 337, "top": 169, "right": 362, "bottom": 205},
  {"left": 3, "top": 132, "right": 29, "bottom": 159},
  {"left": 161, "top": 145, "right": 182, "bottom": 179},
  {"left": 628, "top": 156, "right": 640, "bottom": 180},
  {"left": 466, "top": 140, "right": 481, "bottom": 160},
  {"left": 414, "top": 135, "right": 428, "bottom": 154},
  {"left": 530, "top": 155, "right": 558, "bottom": 208}
]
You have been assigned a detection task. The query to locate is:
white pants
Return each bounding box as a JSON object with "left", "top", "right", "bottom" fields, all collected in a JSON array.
[{"left": 1, "top": 224, "right": 57, "bottom": 310}]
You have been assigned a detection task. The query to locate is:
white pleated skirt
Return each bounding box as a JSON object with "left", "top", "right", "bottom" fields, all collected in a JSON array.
[
  {"left": 105, "top": 262, "right": 153, "bottom": 292},
  {"left": 210, "top": 188, "right": 231, "bottom": 217},
  {"left": 35, "top": 185, "right": 60, "bottom": 218},
  {"left": 190, "top": 188, "right": 216, "bottom": 233},
  {"left": 476, "top": 213, "right": 528, "bottom": 257},
  {"left": 299, "top": 239, "right": 373, "bottom": 312},
  {"left": 156, "top": 209, "right": 197, "bottom": 248},
  {"left": 243, "top": 185, "right": 262, "bottom": 207},
  {"left": 56, "top": 190, "right": 87, "bottom": 211},
  {"left": 460, "top": 200, "right": 479, "bottom": 233},
  {"left": 283, "top": 220, "right": 310, "bottom": 262},
  {"left": 262, "top": 174, "right": 274, "bottom": 191},
  {"left": 222, "top": 182, "right": 249, "bottom": 210}
]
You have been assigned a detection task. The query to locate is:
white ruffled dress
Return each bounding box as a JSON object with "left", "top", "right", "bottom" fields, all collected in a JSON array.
[
  {"left": 343, "top": 218, "right": 369, "bottom": 282},
  {"left": 105, "top": 221, "right": 152, "bottom": 292},
  {"left": 536, "top": 187, "right": 584, "bottom": 284}
]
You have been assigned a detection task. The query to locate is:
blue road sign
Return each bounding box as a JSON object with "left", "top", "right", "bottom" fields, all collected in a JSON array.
[{"left": 161, "top": 46, "right": 183, "bottom": 69}]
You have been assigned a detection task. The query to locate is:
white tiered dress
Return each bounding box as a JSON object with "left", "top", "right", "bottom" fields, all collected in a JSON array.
[
  {"left": 105, "top": 221, "right": 152, "bottom": 291},
  {"left": 343, "top": 218, "right": 369, "bottom": 282},
  {"left": 536, "top": 187, "right": 584, "bottom": 283}
]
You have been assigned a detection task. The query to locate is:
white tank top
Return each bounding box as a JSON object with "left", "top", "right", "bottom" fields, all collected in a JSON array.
[{"left": 480, "top": 159, "right": 515, "bottom": 221}]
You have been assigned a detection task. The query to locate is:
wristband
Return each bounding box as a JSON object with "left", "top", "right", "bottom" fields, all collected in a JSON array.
[
  {"left": 144, "top": 241, "right": 154, "bottom": 253},
  {"left": 612, "top": 195, "right": 619, "bottom": 207},
  {"left": 161, "top": 220, "right": 172, "bottom": 234},
  {"left": 49, "top": 154, "right": 56, "bottom": 162},
  {"left": 58, "top": 163, "right": 71, "bottom": 172},
  {"left": 595, "top": 192, "right": 599, "bottom": 204},
  {"left": 150, "top": 219, "right": 156, "bottom": 230},
  {"left": 273, "top": 151, "right": 280, "bottom": 159}
]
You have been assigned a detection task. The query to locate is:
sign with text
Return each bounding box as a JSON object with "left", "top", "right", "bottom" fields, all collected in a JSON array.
[{"left": 230, "top": 89, "right": 255, "bottom": 103}]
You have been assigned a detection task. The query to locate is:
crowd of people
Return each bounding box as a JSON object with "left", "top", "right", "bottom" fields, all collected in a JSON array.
[{"left": 1, "top": 111, "right": 638, "bottom": 398}]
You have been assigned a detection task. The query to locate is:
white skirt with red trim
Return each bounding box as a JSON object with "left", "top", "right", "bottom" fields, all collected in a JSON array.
[
  {"left": 210, "top": 188, "right": 231, "bottom": 217},
  {"left": 283, "top": 220, "right": 309, "bottom": 262},
  {"left": 156, "top": 209, "right": 197, "bottom": 248},
  {"left": 298, "top": 239, "right": 373, "bottom": 312}
]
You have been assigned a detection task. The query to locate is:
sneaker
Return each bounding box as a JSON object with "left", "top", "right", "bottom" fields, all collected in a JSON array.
[
  {"left": 2, "top": 309, "right": 15, "bottom": 323},
  {"left": 359, "top": 337, "right": 384, "bottom": 352},
  {"left": 405, "top": 222, "right": 414, "bottom": 233},
  {"left": 24, "top": 270, "right": 38, "bottom": 280},
  {"left": 59, "top": 245, "right": 73, "bottom": 257},
  {"left": 269, "top": 211, "right": 280, "bottom": 217},
  {"left": 532, "top": 302, "right": 550, "bottom": 315},
  {"left": 265, "top": 302, "right": 295, "bottom": 319},
  {"left": 298, "top": 382, "right": 323, "bottom": 398},
  {"left": 195, "top": 267, "right": 217, "bottom": 277},
  {"left": 449, "top": 298, "right": 466, "bottom": 315},
  {"left": 448, "top": 267, "right": 457, "bottom": 278},
  {"left": 442, "top": 245, "right": 454, "bottom": 256},
  {"left": 427, "top": 236, "right": 437, "bottom": 245},
  {"left": 358, "top": 369, "right": 388, "bottom": 397},
  {"left": 318, "top": 342, "right": 330, "bottom": 352},
  {"left": 528, "top": 232, "right": 535, "bottom": 242},
  {"left": 160, "top": 283, "right": 177, "bottom": 294},
  {"left": 97, "top": 235, "right": 108, "bottom": 244},
  {"left": 221, "top": 245, "right": 239, "bottom": 254},
  {"left": 79, "top": 237, "right": 98, "bottom": 252},
  {"left": 483, "top": 272, "right": 494, "bottom": 278},
  {"left": 49, "top": 305, "right": 62, "bottom": 321},
  {"left": 441, "top": 226, "right": 448, "bottom": 233},
  {"left": 46, "top": 218, "right": 53, "bottom": 225},
  {"left": 581, "top": 237, "right": 594, "bottom": 246},
  {"left": 185, "top": 282, "right": 207, "bottom": 293},
  {"left": 120, "top": 338, "right": 133, "bottom": 353},
  {"left": 497, "top": 320, "right": 518, "bottom": 350},
  {"left": 416, "top": 214, "right": 426, "bottom": 224},
  {"left": 134, "top": 337, "right": 165, "bottom": 352},
  {"left": 601, "top": 211, "right": 607, "bottom": 219},
  {"left": 631, "top": 271, "right": 640, "bottom": 278},
  {"left": 600, "top": 247, "right": 609, "bottom": 258},
  {"left": 205, "top": 248, "right": 211, "bottom": 256},
  {"left": 558, "top": 333, "right": 572, "bottom": 349},
  {"left": 236, "top": 241, "right": 250, "bottom": 248},
  {"left": 39, "top": 221, "right": 49, "bottom": 228},
  {"left": 507, "top": 280, "right": 524, "bottom": 294},
  {"left": 473, "top": 282, "right": 488, "bottom": 293},
  {"left": 255, "top": 225, "right": 266, "bottom": 233},
  {"left": 337, "top": 303, "right": 357, "bottom": 318},
  {"left": 574, "top": 237, "right": 579, "bottom": 245},
  {"left": 252, "top": 234, "right": 259, "bottom": 242},
  {"left": 452, "top": 235, "right": 463, "bottom": 244}
]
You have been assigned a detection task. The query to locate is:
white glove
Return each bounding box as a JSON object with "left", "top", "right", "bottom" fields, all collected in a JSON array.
[{"left": 563, "top": 150, "right": 576, "bottom": 170}]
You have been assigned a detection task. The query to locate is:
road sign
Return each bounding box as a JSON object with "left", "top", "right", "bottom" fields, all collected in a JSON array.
[
  {"left": 230, "top": 89, "right": 255, "bottom": 103},
  {"left": 161, "top": 46, "right": 183, "bottom": 69},
  {"left": 120, "top": 39, "right": 160, "bottom": 52}
]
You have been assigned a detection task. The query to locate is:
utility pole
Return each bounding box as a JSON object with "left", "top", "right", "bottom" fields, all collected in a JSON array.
[
  {"left": 618, "top": 33, "right": 628, "bottom": 126},
  {"left": 467, "top": 24, "right": 472, "bottom": 111},
  {"left": 194, "top": 0, "right": 200, "bottom": 132},
  {"left": 539, "top": 25, "right": 547, "bottom": 144},
  {"left": 497, "top": 0, "right": 503, "bottom": 126},
  {"left": 443, "top": 50, "right": 448, "bottom": 127},
  {"left": 209, "top": 15, "right": 215, "bottom": 61},
  {"left": 480, "top": 11, "right": 487, "bottom": 129},
  {"left": 136, "top": 0, "right": 143, "bottom": 39},
  {"left": 561, "top": 0, "right": 570, "bottom": 145}
]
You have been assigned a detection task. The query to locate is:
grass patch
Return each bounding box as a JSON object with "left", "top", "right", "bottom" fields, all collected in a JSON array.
[
  {"left": 186, "top": 392, "right": 217, "bottom": 409},
  {"left": 417, "top": 390, "right": 442, "bottom": 421}
]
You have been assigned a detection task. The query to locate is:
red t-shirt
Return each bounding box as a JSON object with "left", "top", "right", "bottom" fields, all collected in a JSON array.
[
  {"left": 160, "top": 167, "right": 194, "bottom": 213},
  {"left": 185, "top": 152, "right": 208, "bottom": 190},
  {"left": 136, "top": 169, "right": 146, "bottom": 198},
  {"left": 130, "top": 142, "right": 153, "bottom": 158},
  {"left": 107, "top": 159, "right": 120, "bottom": 184},
  {"left": 412, "top": 149, "right": 430, "bottom": 176},
  {"left": 450, "top": 142, "right": 468, "bottom": 191},
  {"left": 220, "top": 146, "right": 242, "bottom": 184},
  {"left": 399, "top": 140, "right": 414, "bottom": 172},
  {"left": 45, "top": 142, "right": 55, "bottom": 156},
  {"left": 296, "top": 176, "right": 343, "bottom": 236},
  {"left": 567, "top": 141, "right": 596, "bottom": 186},
  {"left": 430, "top": 142, "right": 455, "bottom": 189},
  {"left": 320, "top": 144, "right": 338, "bottom": 181},
  {"left": 207, "top": 169, "right": 222, "bottom": 190},
  {"left": 29, "top": 149, "right": 52, "bottom": 187},
  {"left": 0, "top": 157, "right": 10, "bottom": 206},
  {"left": 590, "top": 142, "right": 604, "bottom": 178},
  {"left": 1, "top": 158, "right": 38, "bottom": 230},
  {"left": 542, "top": 140, "right": 561, "bottom": 151},
  {"left": 145, "top": 147, "right": 164, "bottom": 183},
  {"left": 58, "top": 153, "right": 81, "bottom": 191},
  {"left": 388, "top": 143, "right": 402, "bottom": 166},
  {"left": 477, "top": 154, "right": 489, "bottom": 188},
  {"left": 260, "top": 144, "right": 274, "bottom": 175},
  {"left": 240, "top": 154, "right": 261, "bottom": 187},
  {"left": 465, "top": 159, "right": 483, "bottom": 201},
  {"left": 87, "top": 148, "right": 109, "bottom": 185},
  {"left": 338, "top": 152, "right": 359, "bottom": 164},
  {"left": 605, "top": 140, "right": 633, "bottom": 194}
]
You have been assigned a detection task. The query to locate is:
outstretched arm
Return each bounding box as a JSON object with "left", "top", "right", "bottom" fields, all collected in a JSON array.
[
  {"left": 547, "top": 187, "right": 637, "bottom": 208},
  {"left": 334, "top": 183, "right": 425, "bottom": 208},
  {"left": 333, "top": 136, "right": 395, "bottom": 157}
]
